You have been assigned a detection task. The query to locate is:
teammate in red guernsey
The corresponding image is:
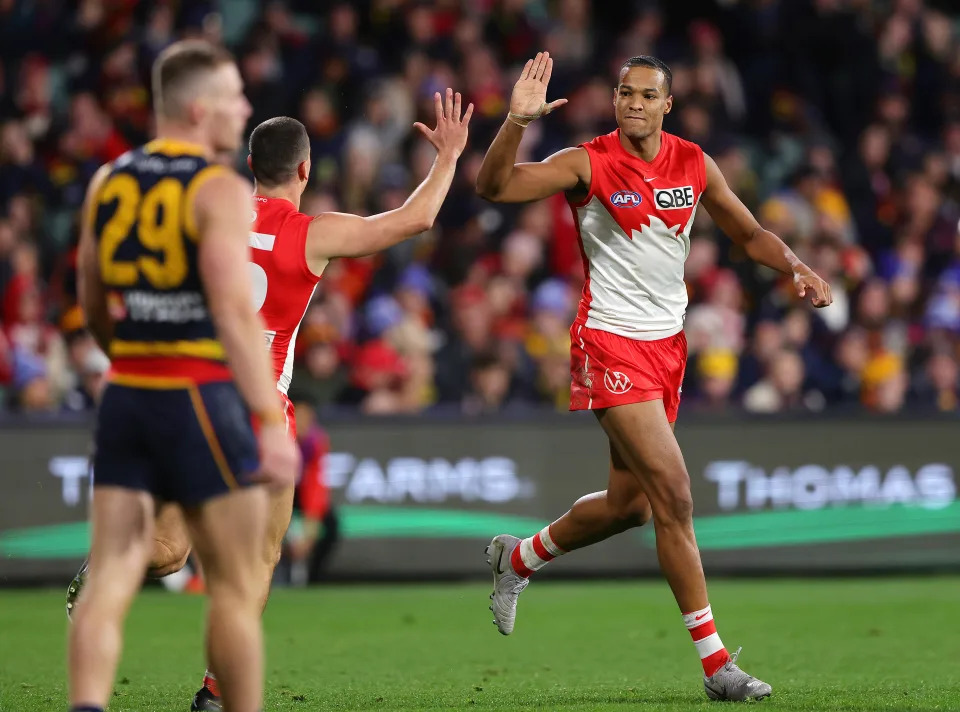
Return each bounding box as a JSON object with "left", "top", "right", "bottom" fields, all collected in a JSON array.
[
  {"left": 96, "top": 94, "right": 472, "bottom": 712},
  {"left": 477, "top": 53, "right": 833, "bottom": 702}
]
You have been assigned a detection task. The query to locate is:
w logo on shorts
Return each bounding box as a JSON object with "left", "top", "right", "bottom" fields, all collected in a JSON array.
[{"left": 603, "top": 369, "right": 633, "bottom": 394}]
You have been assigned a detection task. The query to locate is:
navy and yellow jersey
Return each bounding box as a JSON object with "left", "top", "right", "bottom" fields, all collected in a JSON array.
[{"left": 90, "top": 138, "right": 232, "bottom": 381}]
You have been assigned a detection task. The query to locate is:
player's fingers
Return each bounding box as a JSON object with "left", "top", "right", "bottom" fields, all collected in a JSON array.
[
  {"left": 412, "top": 122, "right": 430, "bottom": 139},
  {"left": 531, "top": 51, "right": 544, "bottom": 78},
  {"left": 545, "top": 98, "right": 568, "bottom": 113},
  {"left": 445, "top": 87, "right": 453, "bottom": 120},
  {"left": 462, "top": 102, "right": 475, "bottom": 126},
  {"left": 520, "top": 58, "right": 533, "bottom": 80},
  {"left": 433, "top": 91, "right": 443, "bottom": 125},
  {"left": 815, "top": 282, "right": 830, "bottom": 307},
  {"left": 535, "top": 51, "right": 549, "bottom": 80},
  {"left": 542, "top": 56, "right": 554, "bottom": 84},
  {"left": 454, "top": 91, "right": 462, "bottom": 122}
]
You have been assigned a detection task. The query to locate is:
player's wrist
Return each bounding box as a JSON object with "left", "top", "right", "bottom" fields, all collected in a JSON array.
[
  {"left": 507, "top": 102, "right": 547, "bottom": 128},
  {"left": 254, "top": 408, "right": 285, "bottom": 427}
]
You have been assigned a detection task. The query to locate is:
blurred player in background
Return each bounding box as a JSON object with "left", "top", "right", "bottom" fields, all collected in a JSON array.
[
  {"left": 477, "top": 52, "right": 833, "bottom": 702},
  {"left": 69, "top": 40, "right": 299, "bottom": 712},
  {"left": 284, "top": 400, "right": 340, "bottom": 586},
  {"left": 69, "top": 92, "right": 473, "bottom": 711}
]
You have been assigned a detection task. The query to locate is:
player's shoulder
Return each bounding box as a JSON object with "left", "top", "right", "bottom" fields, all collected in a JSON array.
[
  {"left": 662, "top": 131, "right": 705, "bottom": 158},
  {"left": 253, "top": 196, "right": 312, "bottom": 231},
  {"left": 580, "top": 130, "right": 620, "bottom": 154},
  {"left": 189, "top": 168, "right": 251, "bottom": 228}
]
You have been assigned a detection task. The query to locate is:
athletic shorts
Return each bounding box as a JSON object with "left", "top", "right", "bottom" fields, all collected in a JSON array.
[
  {"left": 93, "top": 378, "right": 260, "bottom": 506},
  {"left": 569, "top": 324, "right": 687, "bottom": 422}
]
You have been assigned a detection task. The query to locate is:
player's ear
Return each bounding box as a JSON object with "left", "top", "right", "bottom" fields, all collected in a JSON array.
[
  {"left": 299, "top": 158, "right": 310, "bottom": 182},
  {"left": 664, "top": 95, "right": 673, "bottom": 115},
  {"left": 246, "top": 155, "right": 253, "bottom": 171}
]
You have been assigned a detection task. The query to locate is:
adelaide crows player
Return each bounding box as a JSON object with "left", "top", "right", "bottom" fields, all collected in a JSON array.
[{"left": 69, "top": 41, "right": 299, "bottom": 712}]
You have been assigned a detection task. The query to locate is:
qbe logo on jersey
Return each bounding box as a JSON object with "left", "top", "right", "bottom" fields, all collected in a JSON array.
[{"left": 655, "top": 186, "right": 695, "bottom": 210}]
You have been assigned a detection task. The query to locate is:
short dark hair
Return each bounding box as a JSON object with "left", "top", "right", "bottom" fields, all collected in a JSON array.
[
  {"left": 152, "top": 40, "right": 234, "bottom": 119},
  {"left": 620, "top": 55, "right": 673, "bottom": 95},
  {"left": 248, "top": 117, "right": 311, "bottom": 187}
]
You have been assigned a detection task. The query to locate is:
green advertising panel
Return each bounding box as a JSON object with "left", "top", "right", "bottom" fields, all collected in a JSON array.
[{"left": 0, "top": 416, "right": 957, "bottom": 583}]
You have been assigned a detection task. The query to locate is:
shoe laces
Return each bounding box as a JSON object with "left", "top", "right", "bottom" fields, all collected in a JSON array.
[
  {"left": 721, "top": 646, "right": 754, "bottom": 686},
  {"left": 510, "top": 577, "right": 529, "bottom": 596},
  {"left": 729, "top": 646, "right": 743, "bottom": 666}
]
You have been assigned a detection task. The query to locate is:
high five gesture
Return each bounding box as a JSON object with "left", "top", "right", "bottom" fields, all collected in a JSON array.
[{"left": 508, "top": 51, "right": 568, "bottom": 126}]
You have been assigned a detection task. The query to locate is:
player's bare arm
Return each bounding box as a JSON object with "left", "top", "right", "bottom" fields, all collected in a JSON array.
[
  {"left": 195, "top": 171, "right": 299, "bottom": 487},
  {"left": 306, "top": 88, "right": 472, "bottom": 264},
  {"left": 77, "top": 164, "right": 114, "bottom": 354},
  {"left": 701, "top": 153, "right": 833, "bottom": 308},
  {"left": 476, "top": 51, "right": 589, "bottom": 203}
]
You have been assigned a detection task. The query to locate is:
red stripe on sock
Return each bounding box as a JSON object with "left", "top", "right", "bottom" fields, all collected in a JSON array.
[
  {"left": 689, "top": 619, "right": 717, "bottom": 642},
  {"left": 203, "top": 674, "right": 220, "bottom": 698},
  {"left": 531, "top": 533, "right": 555, "bottom": 562},
  {"left": 546, "top": 525, "right": 567, "bottom": 553},
  {"left": 702, "top": 648, "right": 730, "bottom": 677},
  {"left": 509, "top": 543, "right": 533, "bottom": 578}
]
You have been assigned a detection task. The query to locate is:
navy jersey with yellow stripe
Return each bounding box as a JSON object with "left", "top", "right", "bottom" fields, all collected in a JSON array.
[{"left": 91, "top": 138, "right": 227, "bottom": 366}]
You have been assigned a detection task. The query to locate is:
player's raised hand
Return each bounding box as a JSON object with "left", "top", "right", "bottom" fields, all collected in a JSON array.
[
  {"left": 509, "top": 52, "right": 567, "bottom": 124},
  {"left": 413, "top": 88, "right": 474, "bottom": 159},
  {"left": 793, "top": 265, "right": 833, "bottom": 308}
]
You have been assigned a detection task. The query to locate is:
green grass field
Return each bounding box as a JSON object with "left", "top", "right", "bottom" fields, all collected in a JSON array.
[{"left": 1, "top": 578, "right": 957, "bottom": 711}]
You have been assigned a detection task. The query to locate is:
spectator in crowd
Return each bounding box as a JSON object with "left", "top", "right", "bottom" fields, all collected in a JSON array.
[{"left": 0, "top": 1, "right": 958, "bottom": 417}]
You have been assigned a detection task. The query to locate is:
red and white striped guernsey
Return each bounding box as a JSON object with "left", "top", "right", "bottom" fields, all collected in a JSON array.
[
  {"left": 249, "top": 195, "right": 326, "bottom": 395},
  {"left": 570, "top": 129, "right": 706, "bottom": 340}
]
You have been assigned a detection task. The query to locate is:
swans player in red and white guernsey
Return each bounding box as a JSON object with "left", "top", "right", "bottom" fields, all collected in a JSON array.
[
  {"left": 477, "top": 53, "right": 832, "bottom": 702},
  {"left": 65, "top": 91, "right": 473, "bottom": 712}
]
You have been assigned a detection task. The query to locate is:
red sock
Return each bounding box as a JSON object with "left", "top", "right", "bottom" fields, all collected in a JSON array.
[
  {"left": 203, "top": 671, "right": 220, "bottom": 697},
  {"left": 682, "top": 605, "right": 730, "bottom": 676},
  {"left": 509, "top": 526, "right": 565, "bottom": 578}
]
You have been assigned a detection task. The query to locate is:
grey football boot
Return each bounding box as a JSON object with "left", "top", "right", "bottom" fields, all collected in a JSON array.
[
  {"left": 703, "top": 647, "right": 772, "bottom": 701},
  {"left": 485, "top": 534, "right": 529, "bottom": 635},
  {"left": 65, "top": 559, "right": 89, "bottom": 620}
]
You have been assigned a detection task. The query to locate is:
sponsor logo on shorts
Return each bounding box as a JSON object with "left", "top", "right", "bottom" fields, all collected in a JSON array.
[
  {"left": 580, "top": 366, "right": 593, "bottom": 389},
  {"left": 610, "top": 190, "right": 642, "bottom": 208},
  {"left": 603, "top": 369, "right": 633, "bottom": 394},
  {"left": 654, "top": 186, "right": 695, "bottom": 210}
]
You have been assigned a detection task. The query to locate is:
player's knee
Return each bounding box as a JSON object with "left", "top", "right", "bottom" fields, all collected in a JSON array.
[
  {"left": 655, "top": 484, "right": 694, "bottom": 526},
  {"left": 615, "top": 495, "right": 653, "bottom": 528},
  {"left": 147, "top": 538, "right": 190, "bottom": 578}
]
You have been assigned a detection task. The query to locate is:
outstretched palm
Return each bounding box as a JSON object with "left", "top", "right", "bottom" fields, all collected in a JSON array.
[
  {"left": 510, "top": 51, "right": 568, "bottom": 118},
  {"left": 413, "top": 87, "right": 474, "bottom": 158}
]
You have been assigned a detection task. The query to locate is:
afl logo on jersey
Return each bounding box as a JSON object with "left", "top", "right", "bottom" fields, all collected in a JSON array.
[
  {"left": 654, "top": 186, "right": 695, "bottom": 210},
  {"left": 610, "top": 190, "right": 642, "bottom": 208}
]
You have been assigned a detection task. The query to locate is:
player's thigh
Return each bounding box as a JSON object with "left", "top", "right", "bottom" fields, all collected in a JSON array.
[
  {"left": 183, "top": 487, "right": 270, "bottom": 596},
  {"left": 264, "top": 485, "right": 295, "bottom": 567},
  {"left": 606, "top": 440, "right": 652, "bottom": 522},
  {"left": 150, "top": 501, "right": 191, "bottom": 571},
  {"left": 86, "top": 486, "right": 156, "bottom": 601},
  {"left": 596, "top": 399, "right": 690, "bottom": 507}
]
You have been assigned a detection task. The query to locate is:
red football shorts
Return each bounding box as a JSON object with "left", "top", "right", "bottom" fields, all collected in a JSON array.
[{"left": 569, "top": 324, "right": 688, "bottom": 422}]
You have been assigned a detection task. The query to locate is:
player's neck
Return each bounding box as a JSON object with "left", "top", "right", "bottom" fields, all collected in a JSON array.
[
  {"left": 254, "top": 182, "right": 302, "bottom": 210},
  {"left": 153, "top": 122, "right": 213, "bottom": 157},
  {"left": 619, "top": 130, "right": 662, "bottom": 163}
]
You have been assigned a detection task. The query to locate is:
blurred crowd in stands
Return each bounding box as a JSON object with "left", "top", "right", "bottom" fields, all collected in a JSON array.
[{"left": 1, "top": 0, "right": 959, "bottom": 417}]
